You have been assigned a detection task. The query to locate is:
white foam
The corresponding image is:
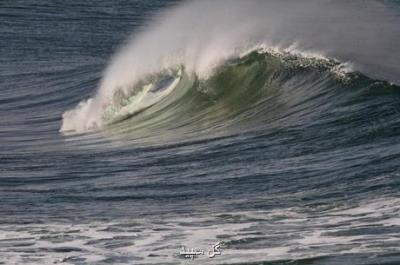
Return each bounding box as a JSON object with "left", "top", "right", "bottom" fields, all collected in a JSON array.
[
  {"left": 5, "top": 197, "right": 400, "bottom": 264},
  {"left": 61, "top": 0, "right": 400, "bottom": 133}
]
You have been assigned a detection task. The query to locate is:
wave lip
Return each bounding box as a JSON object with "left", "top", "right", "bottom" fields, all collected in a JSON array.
[
  {"left": 62, "top": 47, "right": 399, "bottom": 146},
  {"left": 61, "top": 0, "right": 400, "bottom": 138}
]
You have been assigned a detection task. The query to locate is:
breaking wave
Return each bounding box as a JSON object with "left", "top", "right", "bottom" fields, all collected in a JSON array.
[{"left": 61, "top": 0, "right": 400, "bottom": 142}]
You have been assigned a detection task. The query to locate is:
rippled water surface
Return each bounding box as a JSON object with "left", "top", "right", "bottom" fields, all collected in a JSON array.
[{"left": 1, "top": 1, "right": 400, "bottom": 264}]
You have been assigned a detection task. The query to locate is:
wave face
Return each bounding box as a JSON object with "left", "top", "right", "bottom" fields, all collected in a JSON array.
[
  {"left": 2, "top": 0, "right": 400, "bottom": 264},
  {"left": 61, "top": 0, "right": 400, "bottom": 134},
  {"left": 72, "top": 50, "right": 398, "bottom": 146}
]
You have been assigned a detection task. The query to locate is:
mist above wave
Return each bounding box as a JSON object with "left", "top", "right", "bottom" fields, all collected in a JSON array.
[{"left": 61, "top": 0, "right": 400, "bottom": 133}]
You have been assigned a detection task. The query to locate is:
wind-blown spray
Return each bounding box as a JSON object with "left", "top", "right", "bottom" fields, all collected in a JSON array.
[{"left": 61, "top": 0, "right": 400, "bottom": 133}]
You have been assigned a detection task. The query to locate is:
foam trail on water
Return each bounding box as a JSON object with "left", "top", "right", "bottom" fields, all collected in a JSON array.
[{"left": 61, "top": 0, "right": 400, "bottom": 133}]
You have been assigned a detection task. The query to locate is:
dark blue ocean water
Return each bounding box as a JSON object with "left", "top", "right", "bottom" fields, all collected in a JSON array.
[{"left": 1, "top": 1, "right": 400, "bottom": 264}]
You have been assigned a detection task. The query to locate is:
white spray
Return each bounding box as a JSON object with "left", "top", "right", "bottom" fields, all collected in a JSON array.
[{"left": 61, "top": 0, "right": 400, "bottom": 133}]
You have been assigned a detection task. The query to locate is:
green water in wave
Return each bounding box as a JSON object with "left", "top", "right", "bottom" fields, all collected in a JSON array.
[{"left": 102, "top": 51, "right": 398, "bottom": 143}]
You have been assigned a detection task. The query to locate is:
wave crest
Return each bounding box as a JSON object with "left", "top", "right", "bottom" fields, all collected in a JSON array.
[{"left": 61, "top": 0, "right": 400, "bottom": 135}]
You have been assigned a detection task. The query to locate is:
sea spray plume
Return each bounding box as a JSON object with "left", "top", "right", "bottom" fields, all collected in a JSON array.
[{"left": 61, "top": 0, "right": 400, "bottom": 133}]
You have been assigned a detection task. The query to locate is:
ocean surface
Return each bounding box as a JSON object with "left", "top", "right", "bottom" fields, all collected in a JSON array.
[{"left": 1, "top": 1, "right": 400, "bottom": 264}]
